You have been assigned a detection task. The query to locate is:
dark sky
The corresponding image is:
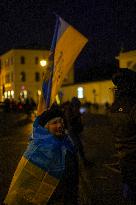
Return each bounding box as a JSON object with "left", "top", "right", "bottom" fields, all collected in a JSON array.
[{"left": 0, "top": 0, "right": 136, "bottom": 81}]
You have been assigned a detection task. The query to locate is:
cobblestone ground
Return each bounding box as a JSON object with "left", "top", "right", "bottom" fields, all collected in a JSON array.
[{"left": 0, "top": 111, "right": 135, "bottom": 205}]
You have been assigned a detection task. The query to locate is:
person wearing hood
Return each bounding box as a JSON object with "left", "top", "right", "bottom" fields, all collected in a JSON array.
[
  {"left": 4, "top": 105, "right": 79, "bottom": 205},
  {"left": 110, "top": 68, "right": 136, "bottom": 202}
]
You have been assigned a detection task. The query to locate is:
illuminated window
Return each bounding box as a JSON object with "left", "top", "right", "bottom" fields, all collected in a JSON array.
[
  {"left": 77, "top": 87, "right": 84, "bottom": 98},
  {"left": 20, "top": 90, "right": 27, "bottom": 99},
  {"left": 4, "top": 91, "right": 8, "bottom": 98},
  {"left": 23, "top": 90, "right": 27, "bottom": 98},
  {"left": 8, "top": 91, "right": 10, "bottom": 98},
  {"left": 11, "top": 90, "right": 14, "bottom": 98}
]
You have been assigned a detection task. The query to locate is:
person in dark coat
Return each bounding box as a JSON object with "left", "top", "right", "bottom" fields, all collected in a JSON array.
[
  {"left": 62, "top": 97, "right": 93, "bottom": 167},
  {"left": 110, "top": 68, "right": 136, "bottom": 202}
]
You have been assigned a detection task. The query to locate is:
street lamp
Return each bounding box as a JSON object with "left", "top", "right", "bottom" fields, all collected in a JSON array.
[{"left": 40, "top": 59, "right": 47, "bottom": 67}]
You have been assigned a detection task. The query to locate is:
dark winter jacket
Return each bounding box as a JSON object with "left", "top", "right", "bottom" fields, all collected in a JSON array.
[{"left": 110, "top": 95, "right": 136, "bottom": 189}]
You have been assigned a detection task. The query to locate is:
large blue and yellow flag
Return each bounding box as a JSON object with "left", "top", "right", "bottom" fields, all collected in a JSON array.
[
  {"left": 51, "top": 17, "right": 88, "bottom": 105},
  {"left": 37, "top": 16, "right": 88, "bottom": 115}
]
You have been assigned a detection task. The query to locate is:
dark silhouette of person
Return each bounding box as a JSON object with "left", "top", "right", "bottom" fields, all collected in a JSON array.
[
  {"left": 4, "top": 98, "right": 10, "bottom": 112},
  {"left": 63, "top": 97, "right": 94, "bottom": 167},
  {"left": 110, "top": 68, "right": 136, "bottom": 202}
]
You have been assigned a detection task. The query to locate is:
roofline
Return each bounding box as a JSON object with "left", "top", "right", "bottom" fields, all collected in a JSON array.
[
  {"left": 116, "top": 50, "right": 136, "bottom": 59},
  {"left": 0, "top": 48, "right": 50, "bottom": 57}
]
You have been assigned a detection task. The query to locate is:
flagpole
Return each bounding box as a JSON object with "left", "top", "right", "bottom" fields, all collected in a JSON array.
[{"left": 46, "top": 15, "right": 60, "bottom": 108}]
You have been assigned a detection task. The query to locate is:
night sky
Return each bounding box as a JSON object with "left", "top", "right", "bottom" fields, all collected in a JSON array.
[{"left": 0, "top": 0, "right": 136, "bottom": 81}]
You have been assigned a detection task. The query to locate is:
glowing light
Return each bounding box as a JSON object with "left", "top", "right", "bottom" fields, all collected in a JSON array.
[
  {"left": 77, "top": 87, "right": 84, "bottom": 98},
  {"left": 4, "top": 91, "right": 8, "bottom": 98},
  {"left": 37, "top": 90, "right": 41, "bottom": 96},
  {"left": 5, "top": 83, "right": 11, "bottom": 88},
  {"left": 8, "top": 91, "right": 10, "bottom": 97},
  {"left": 11, "top": 90, "right": 14, "bottom": 97},
  {"left": 24, "top": 90, "right": 27, "bottom": 98},
  {"left": 40, "top": 59, "right": 47, "bottom": 67},
  {"left": 20, "top": 90, "right": 27, "bottom": 98}
]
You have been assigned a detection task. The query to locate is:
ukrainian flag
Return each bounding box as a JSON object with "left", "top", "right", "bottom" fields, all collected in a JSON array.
[
  {"left": 50, "top": 16, "right": 88, "bottom": 105},
  {"left": 37, "top": 16, "right": 88, "bottom": 115},
  {"left": 4, "top": 117, "right": 75, "bottom": 205}
]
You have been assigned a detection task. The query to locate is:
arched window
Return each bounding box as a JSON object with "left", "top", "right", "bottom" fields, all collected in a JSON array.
[{"left": 20, "top": 72, "right": 26, "bottom": 82}]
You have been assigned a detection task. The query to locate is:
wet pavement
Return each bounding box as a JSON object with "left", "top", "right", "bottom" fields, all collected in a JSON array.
[
  {"left": 0, "top": 111, "right": 134, "bottom": 205},
  {"left": 0, "top": 112, "right": 33, "bottom": 205}
]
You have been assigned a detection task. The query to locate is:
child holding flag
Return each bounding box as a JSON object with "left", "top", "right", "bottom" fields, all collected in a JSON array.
[{"left": 4, "top": 104, "right": 79, "bottom": 205}]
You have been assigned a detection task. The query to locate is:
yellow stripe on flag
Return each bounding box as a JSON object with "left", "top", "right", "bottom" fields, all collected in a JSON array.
[
  {"left": 37, "top": 92, "right": 47, "bottom": 115},
  {"left": 50, "top": 25, "right": 88, "bottom": 105},
  {"left": 4, "top": 156, "right": 59, "bottom": 205}
]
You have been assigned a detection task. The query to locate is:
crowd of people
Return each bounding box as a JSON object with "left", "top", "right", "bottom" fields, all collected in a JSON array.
[
  {"left": 3, "top": 97, "right": 36, "bottom": 114},
  {"left": 3, "top": 68, "right": 136, "bottom": 204}
]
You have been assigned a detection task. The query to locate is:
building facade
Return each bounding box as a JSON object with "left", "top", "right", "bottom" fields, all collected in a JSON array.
[
  {"left": 61, "top": 80, "right": 114, "bottom": 105},
  {"left": 0, "top": 49, "right": 74, "bottom": 103},
  {"left": 116, "top": 50, "right": 136, "bottom": 71},
  {"left": 1, "top": 49, "right": 135, "bottom": 106},
  {"left": 61, "top": 50, "right": 136, "bottom": 105}
]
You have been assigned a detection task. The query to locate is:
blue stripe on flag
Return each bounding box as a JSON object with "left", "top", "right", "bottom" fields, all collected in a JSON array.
[
  {"left": 56, "top": 17, "right": 69, "bottom": 42},
  {"left": 46, "top": 16, "right": 70, "bottom": 107},
  {"left": 45, "top": 16, "right": 60, "bottom": 108}
]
